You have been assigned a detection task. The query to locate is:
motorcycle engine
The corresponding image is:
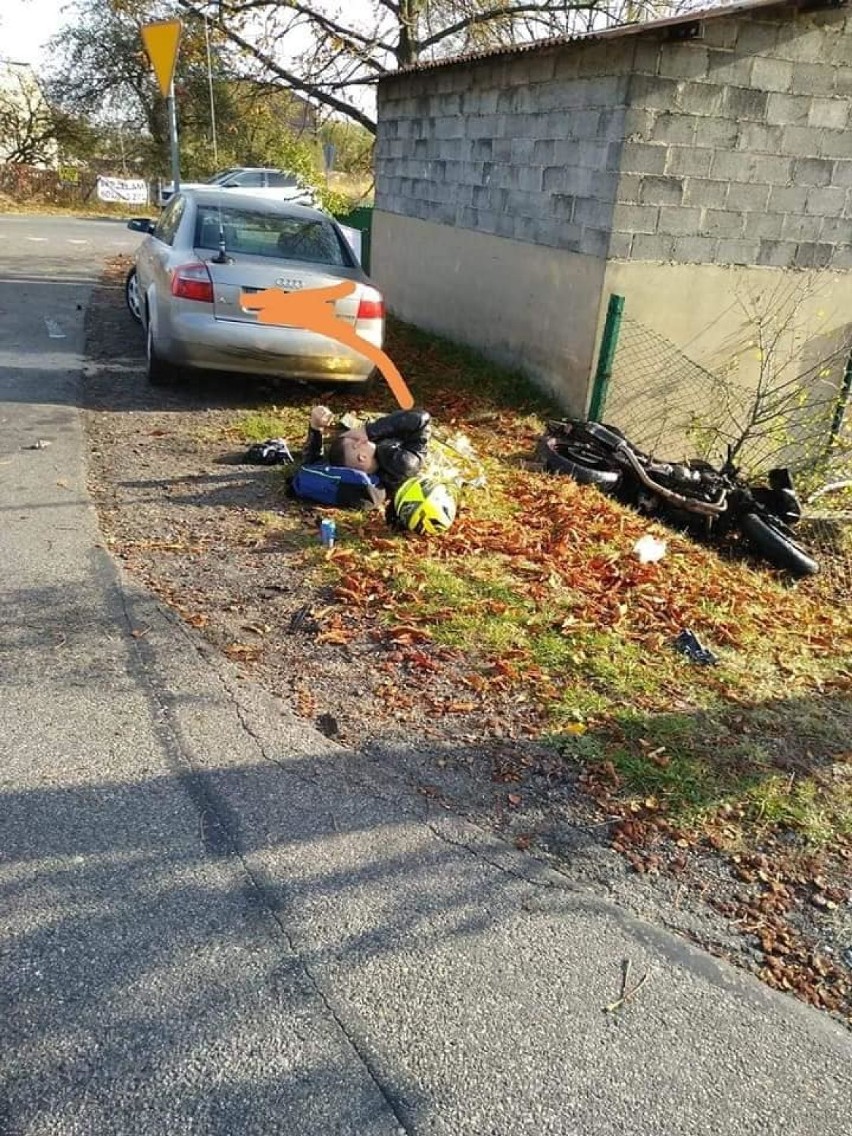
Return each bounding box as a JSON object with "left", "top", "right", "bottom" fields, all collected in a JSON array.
[{"left": 671, "top": 464, "right": 701, "bottom": 484}]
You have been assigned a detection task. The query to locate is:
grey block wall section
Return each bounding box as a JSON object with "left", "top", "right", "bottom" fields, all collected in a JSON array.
[
  {"left": 376, "top": 6, "right": 852, "bottom": 269},
  {"left": 612, "top": 7, "right": 852, "bottom": 267},
  {"left": 377, "top": 42, "right": 634, "bottom": 258}
]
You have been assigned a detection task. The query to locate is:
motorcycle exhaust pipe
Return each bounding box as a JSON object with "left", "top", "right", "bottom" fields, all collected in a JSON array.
[{"left": 618, "top": 444, "right": 729, "bottom": 517}]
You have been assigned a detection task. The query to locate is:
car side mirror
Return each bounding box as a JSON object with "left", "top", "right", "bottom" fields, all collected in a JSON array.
[{"left": 127, "top": 218, "right": 155, "bottom": 234}]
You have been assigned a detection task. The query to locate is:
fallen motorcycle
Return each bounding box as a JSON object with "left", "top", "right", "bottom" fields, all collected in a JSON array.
[{"left": 537, "top": 419, "right": 818, "bottom": 576}]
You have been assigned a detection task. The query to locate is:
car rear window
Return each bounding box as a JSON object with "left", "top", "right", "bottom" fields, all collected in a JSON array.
[
  {"left": 194, "top": 206, "right": 353, "bottom": 267},
  {"left": 204, "top": 169, "right": 238, "bottom": 184},
  {"left": 267, "top": 172, "right": 299, "bottom": 188}
]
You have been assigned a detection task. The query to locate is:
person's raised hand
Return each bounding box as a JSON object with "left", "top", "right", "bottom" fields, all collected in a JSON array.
[{"left": 310, "top": 405, "right": 335, "bottom": 430}]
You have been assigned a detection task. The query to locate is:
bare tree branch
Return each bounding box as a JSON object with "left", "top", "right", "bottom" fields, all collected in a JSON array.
[
  {"left": 0, "top": 66, "right": 58, "bottom": 164},
  {"left": 178, "top": 0, "right": 616, "bottom": 129},
  {"left": 420, "top": 1, "right": 600, "bottom": 50},
  {"left": 220, "top": 0, "right": 398, "bottom": 61},
  {"left": 175, "top": 0, "right": 380, "bottom": 131}
]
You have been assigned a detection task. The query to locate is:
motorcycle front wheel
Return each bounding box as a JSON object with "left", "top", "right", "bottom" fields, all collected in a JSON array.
[
  {"left": 740, "top": 512, "right": 819, "bottom": 577},
  {"left": 536, "top": 433, "right": 621, "bottom": 488}
]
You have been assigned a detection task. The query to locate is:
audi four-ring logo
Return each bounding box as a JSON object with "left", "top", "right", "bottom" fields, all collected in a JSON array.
[{"left": 275, "top": 278, "right": 305, "bottom": 290}]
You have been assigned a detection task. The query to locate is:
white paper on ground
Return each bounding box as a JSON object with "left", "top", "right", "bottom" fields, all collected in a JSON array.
[{"left": 633, "top": 534, "right": 668, "bottom": 563}]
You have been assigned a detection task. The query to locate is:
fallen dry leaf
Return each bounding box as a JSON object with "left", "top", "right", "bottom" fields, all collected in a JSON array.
[
  {"left": 224, "top": 642, "right": 262, "bottom": 662},
  {"left": 316, "top": 630, "right": 352, "bottom": 646}
]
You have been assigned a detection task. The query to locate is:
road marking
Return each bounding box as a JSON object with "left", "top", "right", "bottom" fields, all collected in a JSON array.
[
  {"left": 0, "top": 276, "right": 107, "bottom": 286},
  {"left": 67, "top": 239, "right": 88, "bottom": 245},
  {"left": 45, "top": 318, "right": 66, "bottom": 339},
  {"left": 27, "top": 236, "right": 48, "bottom": 242}
]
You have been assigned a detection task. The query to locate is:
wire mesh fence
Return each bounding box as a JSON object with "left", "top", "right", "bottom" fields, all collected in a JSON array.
[{"left": 597, "top": 300, "right": 852, "bottom": 597}]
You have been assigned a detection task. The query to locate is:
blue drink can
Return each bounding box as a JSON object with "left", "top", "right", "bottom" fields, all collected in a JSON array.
[{"left": 320, "top": 519, "right": 336, "bottom": 548}]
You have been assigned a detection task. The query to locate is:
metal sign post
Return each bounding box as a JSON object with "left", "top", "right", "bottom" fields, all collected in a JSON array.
[
  {"left": 167, "top": 82, "right": 181, "bottom": 194},
  {"left": 140, "top": 20, "right": 183, "bottom": 194}
]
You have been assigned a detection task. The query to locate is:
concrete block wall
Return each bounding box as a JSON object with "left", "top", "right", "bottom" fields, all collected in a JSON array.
[
  {"left": 377, "top": 7, "right": 852, "bottom": 269},
  {"left": 373, "top": 5, "right": 852, "bottom": 416},
  {"left": 376, "top": 41, "right": 637, "bottom": 258},
  {"left": 612, "top": 7, "right": 852, "bottom": 267}
]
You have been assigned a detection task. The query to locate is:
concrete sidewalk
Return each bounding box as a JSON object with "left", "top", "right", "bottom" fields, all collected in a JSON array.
[{"left": 1, "top": 223, "right": 850, "bottom": 1135}]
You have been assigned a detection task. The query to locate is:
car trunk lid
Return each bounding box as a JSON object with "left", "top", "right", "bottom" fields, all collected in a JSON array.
[{"left": 199, "top": 255, "right": 359, "bottom": 327}]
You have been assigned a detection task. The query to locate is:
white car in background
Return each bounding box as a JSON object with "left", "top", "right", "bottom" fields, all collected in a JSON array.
[{"left": 157, "top": 167, "right": 321, "bottom": 209}]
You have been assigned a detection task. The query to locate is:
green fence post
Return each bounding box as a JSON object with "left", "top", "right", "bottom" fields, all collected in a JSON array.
[
  {"left": 588, "top": 293, "right": 625, "bottom": 422},
  {"left": 828, "top": 350, "right": 852, "bottom": 450}
]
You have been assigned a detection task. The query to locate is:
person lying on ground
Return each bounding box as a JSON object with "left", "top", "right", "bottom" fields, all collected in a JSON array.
[{"left": 304, "top": 405, "right": 431, "bottom": 496}]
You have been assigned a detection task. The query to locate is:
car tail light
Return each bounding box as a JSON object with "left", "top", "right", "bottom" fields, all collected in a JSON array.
[
  {"left": 356, "top": 294, "right": 384, "bottom": 321},
  {"left": 171, "top": 263, "right": 214, "bottom": 303}
]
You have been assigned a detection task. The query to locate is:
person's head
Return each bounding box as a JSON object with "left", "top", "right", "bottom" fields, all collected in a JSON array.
[{"left": 328, "top": 427, "right": 378, "bottom": 473}]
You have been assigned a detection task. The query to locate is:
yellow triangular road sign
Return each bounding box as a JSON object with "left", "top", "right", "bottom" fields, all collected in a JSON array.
[{"left": 140, "top": 19, "right": 182, "bottom": 99}]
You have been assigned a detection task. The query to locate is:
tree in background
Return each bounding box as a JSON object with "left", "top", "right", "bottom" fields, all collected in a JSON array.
[
  {"left": 45, "top": 0, "right": 688, "bottom": 190},
  {"left": 0, "top": 62, "right": 59, "bottom": 165},
  {"left": 319, "top": 119, "right": 375, "bottom": 176},
  {"left": 173, "top": 77, "right": 320, "bottom": 181},
  {"left": 46, "top": 0, "right": 323, "bottom": 181},
  {"left": 47, "top": 0, "right": 172, "bottom": 169},
  {"left": 171, "top": 0, "right": 676, "bottom": 132}
]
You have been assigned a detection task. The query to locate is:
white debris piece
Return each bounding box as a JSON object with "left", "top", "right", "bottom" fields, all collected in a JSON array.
[{"left": 633, "top": 534, "right": 667, "bottom": 564}]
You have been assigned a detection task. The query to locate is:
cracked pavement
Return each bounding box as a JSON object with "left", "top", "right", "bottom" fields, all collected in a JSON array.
[{"left": 1, "top": 214, "right": 851, "bottom": 1135}]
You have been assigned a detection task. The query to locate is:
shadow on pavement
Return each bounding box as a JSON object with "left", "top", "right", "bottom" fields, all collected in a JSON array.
[
  {"left": 2, "top": 575, "right": 851, "bottom": 1133},
  {"left": 0, "top": 758, "right": 450, "bottom": 1133}
]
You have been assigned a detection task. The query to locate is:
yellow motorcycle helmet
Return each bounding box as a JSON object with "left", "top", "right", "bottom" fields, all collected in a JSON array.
[{"left": 394, "top": 476, "right": 457, "bottom": 535}]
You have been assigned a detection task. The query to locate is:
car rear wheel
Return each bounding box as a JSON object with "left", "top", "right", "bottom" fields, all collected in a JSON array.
[
  {"left": 125, "top": 268, "right": 142, "bottom": 324},
  {"left": 146, "top": 321, "right": 180, "bottom": 387}
]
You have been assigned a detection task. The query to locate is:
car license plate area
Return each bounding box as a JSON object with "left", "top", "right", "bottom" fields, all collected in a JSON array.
[{"left": 238, "top": 284, "right": 290, "bottom": 318}]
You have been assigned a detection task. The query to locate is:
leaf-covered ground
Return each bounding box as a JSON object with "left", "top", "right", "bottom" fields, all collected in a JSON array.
[{"left": 85, "top": 257, "right": 852, "bottom": 1025}]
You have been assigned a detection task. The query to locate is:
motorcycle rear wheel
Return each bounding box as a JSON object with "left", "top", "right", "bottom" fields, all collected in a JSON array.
[
  {"left": 537, "top": 434, "right": 621, "bottom": 488},
  {"left": 740, "top": 512, "right": 819, "bottom": 577}
]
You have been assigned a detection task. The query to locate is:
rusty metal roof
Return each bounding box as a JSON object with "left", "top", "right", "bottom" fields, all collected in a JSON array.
[{"left": 384, "top": 0, "right": 811, "bottom": 81}]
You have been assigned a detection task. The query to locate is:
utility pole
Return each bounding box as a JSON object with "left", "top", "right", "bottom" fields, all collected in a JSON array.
[
  {"left": 167, "top": 82, "right": 180, "bottom": 192},
  {"left": 204, "top": 14, "right": 219, "bottom": 168}
]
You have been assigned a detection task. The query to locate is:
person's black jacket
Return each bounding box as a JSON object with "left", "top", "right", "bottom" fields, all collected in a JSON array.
[
  {"left": 365, "top": 409, "right": 431, "bottom": 492},
  {"left": 304, "top": 409, "right": 431, "bottom": 497}
]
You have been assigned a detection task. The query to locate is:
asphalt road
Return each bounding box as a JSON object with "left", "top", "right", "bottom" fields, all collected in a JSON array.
[{"left": 1, "top": 213, "right": 850, "bottom": 1136}]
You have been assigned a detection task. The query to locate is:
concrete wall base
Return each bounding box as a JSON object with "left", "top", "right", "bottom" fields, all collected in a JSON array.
[{"left": 372, "top": 209, "right": 607, "bottom": 412}]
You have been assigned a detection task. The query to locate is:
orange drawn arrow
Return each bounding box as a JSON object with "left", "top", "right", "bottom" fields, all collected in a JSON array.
[{"left": 240, "top": 282, "right": 414, "bottom": 410}]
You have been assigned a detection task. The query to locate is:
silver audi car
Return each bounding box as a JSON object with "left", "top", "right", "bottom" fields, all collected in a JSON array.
[{"left": 125, "top": 189, "right": 383, "bottom": 387}]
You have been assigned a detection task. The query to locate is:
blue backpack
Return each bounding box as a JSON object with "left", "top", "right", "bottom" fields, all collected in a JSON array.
[{"left": 289, "top": 462, "right": 383, "bottom": 508}]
